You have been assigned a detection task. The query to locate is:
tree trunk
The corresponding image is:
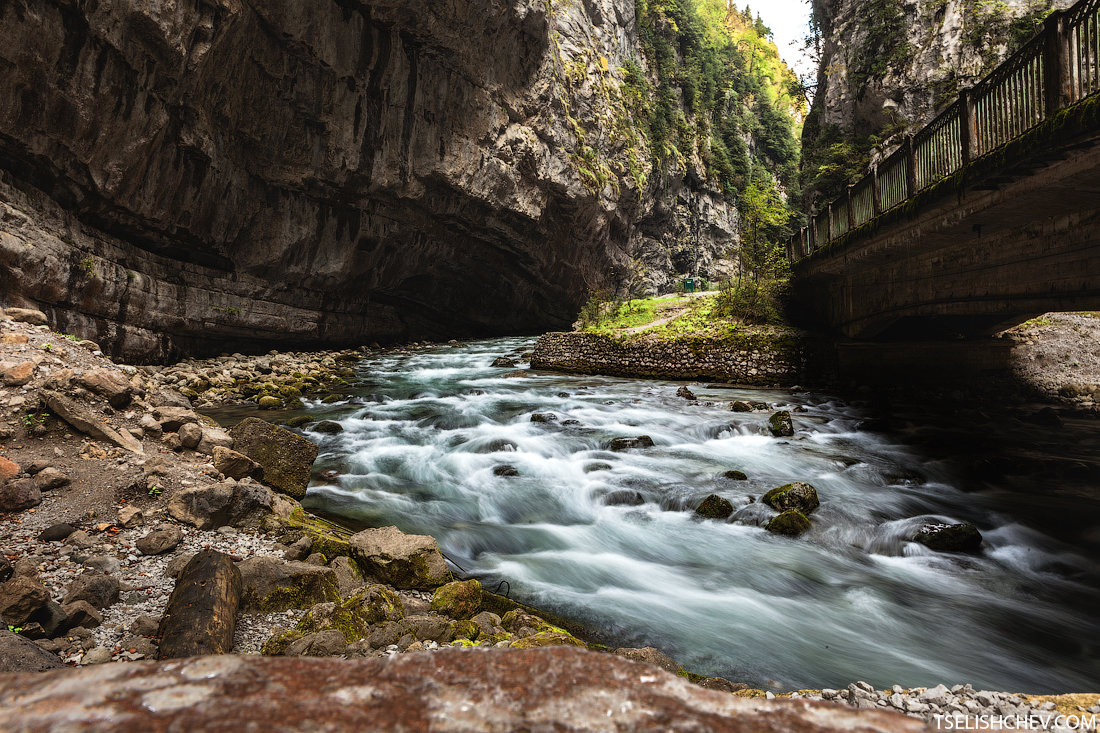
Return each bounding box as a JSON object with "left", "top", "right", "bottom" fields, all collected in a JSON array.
[{"left": 157, "top": 550, "right": 242, "bottom": 659}]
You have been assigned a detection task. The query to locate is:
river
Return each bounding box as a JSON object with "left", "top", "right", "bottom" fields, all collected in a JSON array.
[{"left": 251, "top": 337, "right": 1099, "bottom": 692}]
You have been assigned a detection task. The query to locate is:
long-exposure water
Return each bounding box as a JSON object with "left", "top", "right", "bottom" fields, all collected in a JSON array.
[{"left": 248, "top": 337, "right": 1099, "bottom": 692}]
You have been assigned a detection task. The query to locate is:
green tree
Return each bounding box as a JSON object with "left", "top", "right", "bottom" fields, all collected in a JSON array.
[{"left": 738, "top": 170, "right": 790, "bottom": 283}]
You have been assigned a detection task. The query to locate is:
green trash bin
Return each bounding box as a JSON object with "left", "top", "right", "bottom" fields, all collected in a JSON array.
[{"left": 683, "top": 277, "right": 695, "bottom": 293}]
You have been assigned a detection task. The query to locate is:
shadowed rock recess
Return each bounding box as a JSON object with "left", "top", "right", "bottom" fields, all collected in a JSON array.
[{"left": 0, "top": 0, "right": 740, "bottom": 362}]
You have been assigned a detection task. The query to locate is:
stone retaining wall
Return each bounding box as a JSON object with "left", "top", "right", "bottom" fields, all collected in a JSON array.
[{"left": 531, "top": 331, "right": 823, "bottom": 386}]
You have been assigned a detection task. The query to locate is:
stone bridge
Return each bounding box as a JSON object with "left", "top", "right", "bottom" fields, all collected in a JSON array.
[{"left": 789, "top": 2, "right": 1100, "bottom": 340}]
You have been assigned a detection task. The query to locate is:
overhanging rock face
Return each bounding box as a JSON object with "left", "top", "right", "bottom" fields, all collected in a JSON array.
[
  {"left": 0, "top": 648, "right": 926, "bottom": 732},
  {"left": 0, "top": 0, "right": 651, "bottom": 361}
]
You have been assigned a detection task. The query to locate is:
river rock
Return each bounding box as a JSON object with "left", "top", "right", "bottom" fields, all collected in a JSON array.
[
  {"left": 608, "top": 436, "right": 655, "bottom": 451},
  {"left": 328, "top": 556, "right": 364, "bottom": 598},
  {"left": 196, "top": 425, "right": 234, "bottom": 455},
  {"left": 38, "top": 523, "right": 76, "bottom": 542},
  {"left": 313, "top": 421, "right": 343, "bottom": 434},
  {"left": 765, "top": 510, "right": 811, "bottom": 537},
  {"left": 0, "top": 576, "right": 50, "bottom": 627},
  {"left": 34, "top": 467, "right": 70, "bottom": 490},
  {"left": 762, "top": 482, "right": 820, "bottom": 515},
  {"left": 729, "top": 400, "right": 754, "bottom": 412},
  {"left": 3, "top": 308, "right": 47, "bottom": 325},
  {"left": 492, "top": 464, "right": 519, "bottom": 477},
  {"left": 135, "top": 525, "right": 183, "bottom": 555},
  {"left": 117, "top": 505, "right": 144, "bottom": 528},
  {"left": 229, "top": 418, "right": 318, "bottom": 499},
  {"left": 430, "top": 580, "right": 482, "bottom": 619},
  {"left": 0, "top": 456, "right": 18, "bottom": 482},
  {"left": 60, "top": 600, "right": 102, "bottom": 630},
  {"left": 613, "top": 647, "right": 683, "bottom": 674},
  {"left": 0, "top": 630, "right": 64, "bottom": 673},
  {"left": 603, "top": 490, "right": 645, "bottom": 507},
  {"left": 213, "top": 446, "right": 264, "bottom": 481},
  {"left": 238, "top": 557, "right": 340, "bottom": 612},
  {"left": 768, "top": 411, "right": 794, "bottom": 437},
  {"left": 168, "top": 481, "right": 275, "bottom": 530},
  {"left": 348, "top": 526, "right": 452, "bottom": 590},
  {"left": 530, "top": 413, "right": 557, "bottom": 423},
  {"left": 0, "top": 478, "right": 41, "bottom": 512},
  {"left": 284, "top": 630, "right": 348, "bottom": 657},
  {"left": 720, "top": 470, "right": 748, "bottom": 481},
  {"left": 491, "top": 357, "right": 516, "bottom": 368},
  {"left": 676, "top": 386, "right": 696, "bottom": 400},
  {"left": 178, "top": 422, "right": 204, "bottom": 450},
  {"left": 0, "top": 360, "right": 36, "bottom": 386},
  {"left": 694, "top": 494, "right": 734, "bottom": 520},
  {"left": 913, "top": 523, "right": 983, "bottom": 553},
  {"left": 63, "top": 572, "right": 120, "bottom": 610},
  {"left": 40, "top": 390, "right": 143, "bottom": 454},
  {"left": 153, "top": 406, "right": 203, "bottom": 432},
  {"left": 77, "top": 368, "right": 133, "bottom": 408}
]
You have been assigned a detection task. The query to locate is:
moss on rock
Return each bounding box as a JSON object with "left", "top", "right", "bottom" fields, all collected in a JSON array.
[
  {"left": 694, "top": 494, "right": 734, "bottom": 520},
  {"left": 761, "top": 482, "right": 820, "bottom": 515},
  {"left": 765, "top": 509, "right": 811, "bottom": 537},
  {"left": 430, "top": 580, "right": 483, "bottom": 620}
]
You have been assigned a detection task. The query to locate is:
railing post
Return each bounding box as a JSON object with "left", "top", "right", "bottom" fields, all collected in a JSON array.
[
  {"left": 959, "top": 89, "right": 977, "bottom": 164},
  {"left": 1044, "top": 10, "right": 1071, "bottom": 115},
  {"left": 808, "top": 212, "right": 817, "bottom": 253},
  {"left": 871, "top": 164, "right": 882, "bottom": 216},
  {"left": 904, "top": 135, "right": 918, "bottom": 197},
  {"left": 826, "top": 203, "right": 834, "bottom": 243},
  {"left": 846, "top": 185, "right": 855, "bottom": 231},
  {"left": 799, "top": 227, "right": 807, "bottom": 258}
]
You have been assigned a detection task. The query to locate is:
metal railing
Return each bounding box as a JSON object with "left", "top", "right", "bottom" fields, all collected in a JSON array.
[{"left": 789, "top": 0, "right": 1100, "bottom": 261}]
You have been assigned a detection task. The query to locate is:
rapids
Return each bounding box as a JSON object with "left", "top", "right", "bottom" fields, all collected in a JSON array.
[{"left": 261, "top": 337, "right": 1098, "bottom": 692}]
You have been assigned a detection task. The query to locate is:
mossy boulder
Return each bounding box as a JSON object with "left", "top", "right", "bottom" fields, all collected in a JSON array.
[
  {"left": 452, "top": 619, "right": 480, "bottom": 641},
  {"left": 767, "top": 411, "right": 794, "bottom": 437},
  {"left": 261, "top": 583, "right": 404, "bottom": 655},
  {"left": 913, "top": 523, "right": 983, "bottom": 553},
  {"left": 430, "top": 580, "right": 483, "bottom": 619},
  {"left": 761, "top": 482, "right": 820, "bottom": 515},
  {"left": 719, "top": 470, "right": 748, "bottom": 481},
  {"left": 313, "top": 421, "right": 343, "bottom": 434},
  {"left": 613, "top": 647, "right": 683, "bottom": 674},
  {"left": 348, "top": 526, "right": 452, "bottom": 590},
  {"left": 257, "top": 396, "right": 282, "bottom": 410},
  {"left": 765, "top": 510, "right": 811, "bottom": 537},
  {"left": 509, "top": 631, "right": 586, "bottom": 649},
  {"left": 229, "top": 418, "right": 319, "bottom": 499},
  {"left": 238, "top": 557, "right": 340, "bottom": 612},
  {"left": 285, "top": 416, "right": 312, "bottom": 428},
  {"left": 281, "top": 509, "right": 353, "bottom": 560},
  {"left": 608, "top": 436, "right": 655, "bottom": 451},
  {"left": 694, "top": 494, "right": 734, "bottom": 520}
]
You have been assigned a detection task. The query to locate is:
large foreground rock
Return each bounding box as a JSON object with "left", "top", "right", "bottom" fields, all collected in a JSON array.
[
  {"left": 0, "top": 630, "right": 63, "bottom": 673},
  {"left": 0, "top": 650, "right": 925, "bottom": 732},
  {"left": 348, "top": 526, "right": 452, "bottom": 590},
  {"left": 169, "top": 481, "right": 275, "bottom": 530},
  {"left": 229, "top": 418, "right": 318, "bottom": 499},
  {"left": 238, "top": 557, "right": 340, "bottom": 612}
]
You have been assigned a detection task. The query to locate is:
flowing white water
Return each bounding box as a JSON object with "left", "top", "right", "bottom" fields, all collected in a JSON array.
[{"left": 291, "top": 337, "right": 1099, "bottom": 692}]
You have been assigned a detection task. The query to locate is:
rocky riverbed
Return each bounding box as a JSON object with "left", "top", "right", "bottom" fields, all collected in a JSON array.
[{"left": 1, "top": 307, "right": 1097, "bottom": 731}]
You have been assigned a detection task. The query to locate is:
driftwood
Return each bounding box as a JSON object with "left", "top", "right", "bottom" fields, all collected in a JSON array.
[{"left": 157, "top": 550, "right": 242, "bottom": 658}]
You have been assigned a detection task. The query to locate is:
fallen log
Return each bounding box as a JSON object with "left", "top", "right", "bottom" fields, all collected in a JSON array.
[{"left": 157, "top": 550, "right": 241, "bottom": 658}]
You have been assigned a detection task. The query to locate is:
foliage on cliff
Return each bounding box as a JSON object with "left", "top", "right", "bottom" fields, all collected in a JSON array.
[
  {"left": 632, "top": 0, "right": 806, "bottom": 197},
  {"left": 801, "top": 0, "right": 1060, "bottom": 209}
]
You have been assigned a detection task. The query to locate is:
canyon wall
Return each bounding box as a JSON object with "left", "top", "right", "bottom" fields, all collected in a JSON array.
[
  {"left": 0, "top": 0, "right": 745, "bottom": 361},
  {"left": 803, "top": 0, "right": 1073, "bottom": 206}
]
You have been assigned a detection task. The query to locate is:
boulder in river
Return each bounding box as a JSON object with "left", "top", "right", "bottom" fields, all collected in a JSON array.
[
  {"left": 729, "top": 400, "right": 754, "bottom": 412},
  {"left": 608, "top": 436, "right": 655, "bottom": 452},
  {"left": 762, "top": 482, "right": 820, "bottom": 515},
  {"left": 719, "top": 470, "right": 748, "bottom": 481},
  {"left": 694, "top": 494, "right": 734, "bottom": 520},
  {"left": 676, "top": 386, "right": 696, "bottom": 400},
  {"left": 229, "top": 418, "right": 318, "bottom": 499},
  {"left": 491, "top": 357, "right": 516, "bottom": 368},
  {"left": 913, "top": 523, "right": 983, "bottom": 553},
  {"left": 768, "top": 411, "right": 794, "bottom": 437},
  {"left": 603, "top": 490, "right": 645, "bottom": 507},
  {"left": 492, "top": 465, "right": 519, "bottom": 477},
  {"left": 765, "top": 510, "right": 811, "bottom": 537}
]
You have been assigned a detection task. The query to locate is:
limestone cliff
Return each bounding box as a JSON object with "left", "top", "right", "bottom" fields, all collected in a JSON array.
[
  {"left": 802, "top": 0, "right": 1073, "bottom": 206},
  {"left": 0, "top": 0, "right": 797, "bottom": 361}
]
